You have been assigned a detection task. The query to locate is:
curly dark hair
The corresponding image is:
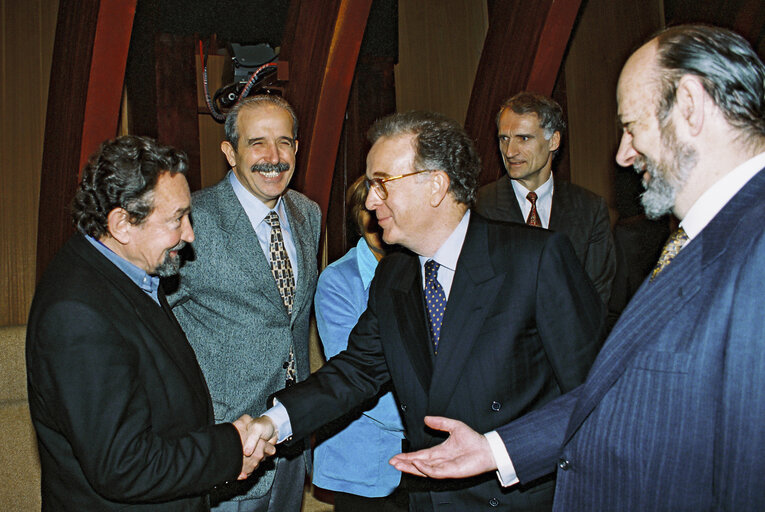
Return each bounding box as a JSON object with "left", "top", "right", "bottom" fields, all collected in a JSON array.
[
  {"left": 367, "top": 111, "right": 481, "bottom": 207},
  {"left": 72, "top": 135, "right": 188, "bottom": 238},
  {"left": 652, "top": 25, "right": 765, "bottom": 139}
]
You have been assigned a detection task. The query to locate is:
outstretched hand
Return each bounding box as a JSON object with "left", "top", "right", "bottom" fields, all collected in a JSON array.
[
  {"left": 233, "top": 415, "right": 278, "bottom": 480},
  {"left": 389, "top": 416, "right": 497, "bottom": 479}
]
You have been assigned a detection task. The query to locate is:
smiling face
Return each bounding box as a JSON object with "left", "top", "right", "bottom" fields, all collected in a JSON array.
[
  {"left": 364, "top": 134, "right": 435, "bottom": 252},
  {"left": 221, "top": 104, "right": 298, "bottom": 208},
  {"left": 498, "top": 110, "right": 560, "bottom": 191},
  {"left": 615, "top": 42, "right": 697, "bottom": 218},
  {"left": 123, "top": 171, "right": 194, "bottom": 276}
]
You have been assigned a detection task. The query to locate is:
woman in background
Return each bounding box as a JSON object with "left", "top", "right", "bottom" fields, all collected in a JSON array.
[{"left": 312, "top": 175, "right": 407, "bottom": 512}]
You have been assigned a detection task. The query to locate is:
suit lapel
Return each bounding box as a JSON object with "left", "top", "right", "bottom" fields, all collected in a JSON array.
[
  {"left": 282, "top": 192, "right": 314, "bottom": 323},
  {"left": 493, "top": 176, "right": 525, "bottom": 223},
  {"left": 429, "top": 216, "right": 505, "bottom": 412},
  {"left": 548, "top": 178, "right": 569, "bottom": 231},
  {"left": 391, "top": 255, "right": 434, "bottom": 393},
  {"left": 561, "top": 169, "right": 765, "bottom": 443},
  {"left": 212, "top": 180, "right": 286, "bottom": 313}
]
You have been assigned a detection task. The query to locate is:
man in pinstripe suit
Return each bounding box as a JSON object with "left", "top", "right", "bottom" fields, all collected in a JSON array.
[{"left": 391, "top": 24, "right": 765, "bottom": 510}]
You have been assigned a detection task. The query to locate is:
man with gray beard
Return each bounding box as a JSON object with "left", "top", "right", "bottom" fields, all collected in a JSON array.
[
  {"left": 390, "top": 24, "right": 765, "bottom": 510},
  {"left": 166, "top": 96, "right": 321, "bottom": 512}
]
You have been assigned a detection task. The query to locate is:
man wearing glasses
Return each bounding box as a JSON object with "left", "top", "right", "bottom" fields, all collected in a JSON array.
[{"left": 247, "top": 111, "right": 604, "bottom": 511}]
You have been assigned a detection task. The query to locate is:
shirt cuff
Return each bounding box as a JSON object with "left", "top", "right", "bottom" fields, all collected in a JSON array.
[
  {"left": 263, "top": 400, "right": 292, "bottom": 443},
  {"left": 485, "top": 430, "right": 519, "bottom": 487}
]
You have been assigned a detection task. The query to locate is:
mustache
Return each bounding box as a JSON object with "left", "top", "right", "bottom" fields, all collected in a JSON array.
[
  {"left": 168, "top": 240, "right": 187, "bottom": 253},
  {"left": 251, "top": 162, "right": 290, "bottom": 174}
]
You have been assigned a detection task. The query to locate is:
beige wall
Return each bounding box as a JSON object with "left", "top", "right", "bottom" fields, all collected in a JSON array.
[
  {"left": 396, "top": 0, "right": 488, "bottom": 123},
  {"left": 563, "top": 0, "right": 664, "bottom": 205},
  {"left": 0, "top": 0, "right": 59, "bottom": 326}
]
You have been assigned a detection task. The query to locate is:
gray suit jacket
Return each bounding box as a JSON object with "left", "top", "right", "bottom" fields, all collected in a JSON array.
[
  {"left": 166, "top": 176, "right": 321, "bottom": 500},
  {"left": 476, "top": 176, "right": 616, "bottom": 306}
]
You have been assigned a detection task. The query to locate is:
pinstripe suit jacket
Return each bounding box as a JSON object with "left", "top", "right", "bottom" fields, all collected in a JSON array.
[
  {"left": 498, "top": 167, "right": 765, "bottom": 510},
  {"left": 166, "top": 176, "right": 321, "bottom": 501}
]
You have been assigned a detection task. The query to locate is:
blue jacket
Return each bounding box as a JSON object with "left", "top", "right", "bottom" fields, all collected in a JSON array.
[{"left": 312, "top": 238, "right": 405, "bottom": 497}]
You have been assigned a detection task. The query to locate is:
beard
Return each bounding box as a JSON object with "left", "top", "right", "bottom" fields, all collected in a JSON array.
[
  {"left": 153, "top": 241, "right": 186, "bottom": 277},
  {"left": 637, "top": 119, "right": 698, "bottom": 219},
  {"left": 251, "top": 161, "right": 290, "bottom": 174}
]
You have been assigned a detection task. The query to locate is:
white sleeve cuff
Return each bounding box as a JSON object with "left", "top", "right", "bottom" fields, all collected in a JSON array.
[
  {"left": 485, "top": 430, "right": 519, "bottom": 487},
  {"left": 263, "top": 400, "right": 292, "bottom": 443}
]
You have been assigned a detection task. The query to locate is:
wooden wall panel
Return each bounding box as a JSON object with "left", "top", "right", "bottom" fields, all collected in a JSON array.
[
  {"left": 395, "top": 0, "right": 488, "bottom": 123},
  {"left": 0, "top": 0, "right": 59, "bottom": 326},
  {"left": 563, "top": 0, "right": 664, "bottom": 206}
]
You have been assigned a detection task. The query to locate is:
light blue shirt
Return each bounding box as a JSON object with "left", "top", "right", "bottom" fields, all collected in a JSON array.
[
  {"left": 312, "top": 237, "right": 405, "bottom": 496},
  {"left": 511, "top": 174, "right": 553, "bottom": 228},
  {"left": 228, "top": 171, "right": 299, "bottom": 283},
  {"left": 84, "top": 234, "right": 161, "bottom": 305}
]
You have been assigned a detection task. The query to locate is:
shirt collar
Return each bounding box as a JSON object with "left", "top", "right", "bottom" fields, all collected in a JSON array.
[
  {"left": 510, "top": 173, "right": 553, "bottom": 204},
  {"left": 419, "top": 210, "right": 471, "bottom": 271},
  {"left": 84, "top": 234, "right": 160, "bottom": 296},
  {"left": 681, "top": 151, "right": 765, "bottom": 240},
  {"left": 355, "top": 237, "right": 379, "bottom": 290},
  {"left": 228, "top": 170, "right": 287, "bottom": 225}
]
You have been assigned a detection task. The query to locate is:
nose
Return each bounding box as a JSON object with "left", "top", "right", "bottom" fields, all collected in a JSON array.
[
  {"left": 615, "top": 131, "right": 637, "bottom": 167},
  {"left": 502, "top": 139, "right": 519, "bottom": 158},
  {"left": 181, "top": 215, "right": 195, "bottom": 243},
  {"left": 365, "top": 185, "right": 383, "bottom": 210},
  {"left": 263, "top": 141, "right": 280, "bottom": 164}
]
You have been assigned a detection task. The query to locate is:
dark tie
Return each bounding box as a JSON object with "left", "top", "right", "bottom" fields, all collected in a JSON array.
[
  {"left": 526, "top": 191, "right": 542, "bottom": 227},
  {"left": 424, "top": 260, "right": 447, "bottom": 354},
  {"left": 265, "top": 211, "right": 297, "bottom": 386},
  {"left": 650, "top": 227, "right": 689, "bottom": 281}
]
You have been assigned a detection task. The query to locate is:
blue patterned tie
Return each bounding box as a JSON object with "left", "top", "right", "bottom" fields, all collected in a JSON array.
[{"left": 424, "top": 260, "right": 447, "bottom": 354}]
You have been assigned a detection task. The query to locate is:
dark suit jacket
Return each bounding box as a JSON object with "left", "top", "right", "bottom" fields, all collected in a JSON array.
[
  {"left": 498, "top": 167, "right": 765, "bottom": 510},
  {"left": 276, "top": 213, "right": 605, "bottom": 511},
  {"left": 476, "top": 176, "right": 616, "bottom": 306},
  {"left": 26, "top": 234, "right": 242, "bottom": 511}
]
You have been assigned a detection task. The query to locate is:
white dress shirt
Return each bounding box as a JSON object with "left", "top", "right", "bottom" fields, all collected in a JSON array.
[{"left": 511, "top": 175, "right": 554, "bottom": 228}]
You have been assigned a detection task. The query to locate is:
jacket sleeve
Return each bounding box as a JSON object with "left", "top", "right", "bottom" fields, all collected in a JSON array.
[
  {"left": 584, "top": 197, "right": 617, "bottom": 306},
  {"left": 27, "top": 300, "right": 243, "bottom": 503}
]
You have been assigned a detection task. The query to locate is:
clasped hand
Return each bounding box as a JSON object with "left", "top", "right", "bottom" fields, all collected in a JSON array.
[{"left": 232, "top": 415, "right": 278, "bottom": 480}]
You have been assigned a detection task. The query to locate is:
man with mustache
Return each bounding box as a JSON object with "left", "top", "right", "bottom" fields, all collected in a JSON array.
[
  {"left": 166, "top": 95, "right": 321, "bottom": 512},
  {"left": 390, "top": 24, "right": 765, "bottom": 510},
  {"left": 26, "top": 135, "right": 271, "bottom": 511},
  {"left": 475, "top": 92, "right": 616, "bottom": 306}
]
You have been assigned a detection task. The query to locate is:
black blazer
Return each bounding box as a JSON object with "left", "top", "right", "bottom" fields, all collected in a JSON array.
[
  {"left": 275, "top": 213, "right": 605, "bottom": 511},
  {"left": 26, "top": 234, "right": 243, "bottom": 511},
  {"left": 476, "top": 176, "right": 616, "bottom": 306}
]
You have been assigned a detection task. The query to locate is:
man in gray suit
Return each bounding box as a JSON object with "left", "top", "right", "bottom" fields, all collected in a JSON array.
[
  {"left": 475, "top": 93, "right": 616, "bottom": 305},
  {"left": 166, "top": 95, "right": 321, "bottom": 512}
]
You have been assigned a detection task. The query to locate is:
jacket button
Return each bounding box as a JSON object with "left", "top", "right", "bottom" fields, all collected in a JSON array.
[
  {"left": 491, "top": 401, "right": 501, "bottom": 412},
  {"left": 558, "top": 457, "right": 570, "bottom": 471},
  {"left": 489, "top": 497, "right": 499, "bottom": 507},
  {"left": 400, "top": 403, "right": 407, "bottom": 412}
]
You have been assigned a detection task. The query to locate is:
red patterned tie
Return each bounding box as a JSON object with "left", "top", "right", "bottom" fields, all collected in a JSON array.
[{"left": 526, "top": 191, "right": 542, "bottom": 227}]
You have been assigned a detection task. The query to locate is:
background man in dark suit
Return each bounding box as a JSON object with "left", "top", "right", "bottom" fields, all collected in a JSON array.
[
  {"left": 245, "top": 111, "right": 605, "bottom": 511},
  {"left": 475, "top": 93, "right": 616, "bottom": 305},
  {"left": 166, "top": 95, "right": 321, "bottom": 512},
  {"left": 25, "top": 136, "right": 271, "bottom": 511},
  {"left": 391, "top": 25, "right": 765, "bottom": 511}
]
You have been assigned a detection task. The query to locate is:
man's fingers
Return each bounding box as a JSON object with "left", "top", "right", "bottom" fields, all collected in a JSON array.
[{"left": 423, "top": 415, "right": 461, "bottom": 433}]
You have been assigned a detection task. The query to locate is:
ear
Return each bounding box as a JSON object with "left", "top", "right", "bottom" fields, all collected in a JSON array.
[
  {"left": 221, "top": 140, "right": 238, "bottom": 168},
  {"left": 429, "top": 171, "right": 451, "bottom": 208},
  {"left": 293, "top": 139, "right": 299, "bottom": 155},
  {"left": 674, "top": 75, "right": 706, "bottom": 137},
  {"left": 548, "top": 131, "right": 561, "bottom": 152},
  {"left": 106, "top": 208, "right": 132, "bottom": 245}
]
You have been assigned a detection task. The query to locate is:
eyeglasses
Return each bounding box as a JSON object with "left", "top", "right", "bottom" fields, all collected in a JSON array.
[{"left": 365, "top": 170, "right": 434, "bottom": 200}]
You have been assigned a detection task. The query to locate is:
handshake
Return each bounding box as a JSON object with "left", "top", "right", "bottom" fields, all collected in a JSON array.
[{"left": 231, "top": 415, "right": 279, "bottom": 480}]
